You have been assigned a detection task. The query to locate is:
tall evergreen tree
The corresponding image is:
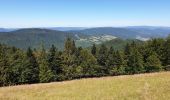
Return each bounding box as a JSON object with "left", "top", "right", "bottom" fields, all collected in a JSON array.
[
  {"left": 145, "top": 52, "right": 162, "bottom": 72},
  {"left": 91, "top": 44, "right": 97, "bottom": 56},
  {"left": 163, "top": 37, "right": 170, "bottom": 70},
  {"left": 7, "top": 47, "right": 24, "bottom": 85},
  {"left": 114, "top": 51, "right": 126, "bottom": 75},
  {"left": 20, "top": 47, "right": 39, "bottom": 84},
  {"left": 97, "top": 44, "right": 109, "bottom": 75},
  {"left": 126, "top": 47, "right": 144, "bottom": 74},
  {"left": 48, "top": 45, "right": 63, "bottom": 81},
  {"left": 39, "top": 47, "right": 54, "bottom": 83},
  {"left": 0, "top": 46, "right": 10, "bottom": 86},
  {"left": 97, "top": 44, "right": 108, "bottom": 66},
  {"left": 106, "top": 47, "right": 116, "bottom": 75},
  {"left": 79, "top": 49, "right": 98, "bottom": 77},
  {"left": 164, "top": 37, "right": 170, "bottom": 65}
]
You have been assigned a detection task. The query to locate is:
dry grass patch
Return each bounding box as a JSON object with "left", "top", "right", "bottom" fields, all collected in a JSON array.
[{"left": 0, "top": 72, "right": 170, "bottom": 100}]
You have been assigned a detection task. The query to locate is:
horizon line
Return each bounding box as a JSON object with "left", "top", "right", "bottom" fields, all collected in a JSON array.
[{"left": 1, "top": 25, "right": 170, "bottom": 29}]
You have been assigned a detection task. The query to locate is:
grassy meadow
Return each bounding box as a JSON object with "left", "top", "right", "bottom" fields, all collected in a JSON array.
[{"left": 0, "top": 72, "right": 170, "bottom": 100}]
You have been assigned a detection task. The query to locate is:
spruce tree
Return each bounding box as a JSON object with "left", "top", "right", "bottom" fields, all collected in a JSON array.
[
  {"left": 145, "top": 52, "right": 162, "bottom": 72},
  {"left": 97, "top": 44, "right": 108, "bottom": 75},
  {"left": 0, "top": 46, "right": 10, "bottom": 86},
  {"left": 7, "top": 47, "right": 24, "bottom": 85},
  {"left": 20, "top": 47, "right": 39, "bottom": 84},
  {"left": 97, "top": 44, "right": 108, "bottom": 66},
  {"left": 91, "top": 44, "right": 97, "bottom": 56},
  {"left": 80, "top": 49, "right": 98, "bottom": 77},
  {"left": 106, "top": 47, "right": 116, "bottom": 75},
  {"left": 126, "top": 47, "right": 144, "bottom": 74},
  {"left": 114, "top": 51, "right": 126, "bottom": 75},
  {"left": 164, "top": 37, "right": 170, "bottom": 70},
  {"left": 48, "top": 45, "right": 63, "bottom": 81},
  {"left": 165, "top": 38, "right": 170, "bottom": 65},
  {"left": 39, "top": 47, "right": 54, "bottom": 83}
]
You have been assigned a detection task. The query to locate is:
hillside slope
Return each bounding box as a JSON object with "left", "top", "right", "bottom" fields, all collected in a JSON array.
[
  {"left": 0, "top": 72, "right": 170, "bottom": 100},
  {"left": 0, "top": 28, "right": 81, "bottom": 50}
]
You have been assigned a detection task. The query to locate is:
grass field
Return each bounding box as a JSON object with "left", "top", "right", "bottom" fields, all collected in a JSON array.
[{"left": 0, "top": 72, "right": 170, "bottom": 100}]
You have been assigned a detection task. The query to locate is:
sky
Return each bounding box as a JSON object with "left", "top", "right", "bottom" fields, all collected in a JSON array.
[{"left": 0, "top": 0, "right": 170, "bottom": 28}]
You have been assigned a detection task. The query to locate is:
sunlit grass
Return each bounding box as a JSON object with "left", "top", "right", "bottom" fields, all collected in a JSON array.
[{"left": 0, "top": 72, "right": 170, "bottom": 100}]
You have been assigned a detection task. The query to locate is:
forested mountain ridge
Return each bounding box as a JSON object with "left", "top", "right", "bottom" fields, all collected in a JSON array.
[
  {"left": 0, "top": 27, "right": 170, "bottom": 50},
  {"left": 68, "top": 26, "right": 170, "bottom": 39},
  {"left": 0, "top": 28, "right": 83, "bottom": 50}
]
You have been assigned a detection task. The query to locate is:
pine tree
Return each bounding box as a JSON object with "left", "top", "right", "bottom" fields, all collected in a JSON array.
[
  {"left": 20, "top": 47, "right": 39, "bottom": 84},
  {"left": 106, "top": 47, "right": 116, "bottom": 75},
  {"left": 0, "top": 46, "right": 10, "bottom": 86},
  {"left": 64, "top": 37, "right": 73, "bottom": 55},
  {"left": 114, "top": 51, "right": 126, "bottom": 75},
  {"left": 124, "top": 43, "right": 131, "bottom": 56},
  {"left": 48, "top": 44, "right": 56, "bottom": 72},
  {"left": 62, "top": 38, "right": 80, "bottom": 79},
  {"left": 97, "top": 44, "right": 109, "bottom": 75},
  {"left": 126, "top": 47, "right": 144, "bottom": 74},
  {"left": 7, "top": 47, "right": 24, "bottom": 85},
  {"left": 164, "top": 37, "right": 170, "bottom": 70},
  {"left": 79, "top": 49, "right": 98, "bottom": 77},
  {"left": 48, "top": 45, "right": 63, "bottom": 81},
  {"left": 97, "top": 44, "right": 108, "bottom": 66},
  {"left": 91, "top": 44, "right": 97, "bottom": 56},
  {"left": 165, "top": 38, "right": 170, "bottom": 65},
  {"left": 145, "top": 52, "right": 162, "bottom": 72},
  {"left": 39, "top": 47, "right": 54, "bottom": 83}
]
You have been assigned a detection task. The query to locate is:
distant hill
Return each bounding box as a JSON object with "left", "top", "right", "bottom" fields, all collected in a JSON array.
[
  {"left": 0, "top": 28, "right": 83, "bottom": 50},
  {"left": 0, "top": 28, "right": 6, "bottom": 32},
  {"left": 69, "top": 27, "right": 139, "bottom": 39},
  {"left": 96, "top": 38, "right": 143, "bottom": 50},
  {"left": 126, "top": 26, "right": 170, "bottom": 38},
  {"left": 48, "top": 27, "right": 87, "bottom": 31},
  {"left": 69, "top": 26, "right": 170, "bottom": 40},
  {"left": 0, "top": 28, "right": 17, "bottom": 32},
  {"left": 0, "top": 26, "right": 170, "bottom": 50}
]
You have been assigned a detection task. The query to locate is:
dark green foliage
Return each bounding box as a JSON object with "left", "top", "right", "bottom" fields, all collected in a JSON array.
[
  {"left": 38, "top": 47, "right": 54, "bottom": 83},
  {"left": 48, "top": 45, "right": 63, "bottom": 81},
  {"left": 91, "top": 44, "right": 97, "bottom": 56},
  {"left": 97, "top": 44, "right": 108, "bottom": 66},
  {"left": 113, "top": 51, "right": 126, "bottom": 75},
  {"left": 0, "top": 28, "right": 81, "bottom": 50},
  {"left": 20, "top": 47, "right": 39, "bottom": 84},
  {"left": 0, "top": 37, "right": 170, "bottom": 87},
  {"left": 164, "top": 37, "right": 170, "bottom": 66},
  {"left": 0, "top": 46, "right": 10, "bottom": 86},
  {"left": 79, "top": 49, "right": 98, "bottom": 77},
  {"left": 126, "top": 42, "right": 144, "bottom": 74},
  {"left": 145, "top": 52, "right": 162, "bottom": 72}
]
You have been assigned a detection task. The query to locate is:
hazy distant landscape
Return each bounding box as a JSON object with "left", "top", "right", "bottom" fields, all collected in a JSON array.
[{"left": 0, "top": 26, "right": 170, "bottom": 50}]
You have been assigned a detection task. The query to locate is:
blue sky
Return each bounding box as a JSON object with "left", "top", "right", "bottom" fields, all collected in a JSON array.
[{"left": 0, "top": 0, "right": 170, "bottom": 28}]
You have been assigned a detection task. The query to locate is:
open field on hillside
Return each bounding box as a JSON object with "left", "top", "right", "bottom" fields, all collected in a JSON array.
[{"left": 0, "top": 72, "right": 170, "bottom": 100}]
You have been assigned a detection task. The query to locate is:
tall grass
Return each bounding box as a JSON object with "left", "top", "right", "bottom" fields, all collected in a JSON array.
[{"left": 0, "top": 72, "right": 170, "bottom": 100}]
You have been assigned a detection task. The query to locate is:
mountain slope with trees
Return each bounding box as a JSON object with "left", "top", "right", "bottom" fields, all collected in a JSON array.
[
  {"left": 0, "top": 35, "right": 170, "bottom": 87},
  {"left": 0, "top": 28, "right": 82, "bottom": 50}
]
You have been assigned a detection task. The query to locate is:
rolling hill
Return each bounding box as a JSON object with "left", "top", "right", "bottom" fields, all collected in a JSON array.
[
  {"left": 0, "top": 72, "right": 170, "bottom": 100},
  {"left": 0, "top": 28, "right": 82, "bottom": 50},
  {"left": 69, "top": 26, "right": 170, "bottom": 40},
  {"left": 0, "top": 26, "right": 170, "bottom": 50},
  {"left": 69, "top": 27, "right": 140, "bottom": 39},
  {"left": 126, "top": 26, "right": 170, "bottom": 38},
  {"left": 98, "top": 38, "right": 143, "bottom": 50}
]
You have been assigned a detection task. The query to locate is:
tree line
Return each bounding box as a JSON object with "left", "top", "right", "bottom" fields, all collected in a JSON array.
[{"left": 0, "top": 37, "right": 170, "bottom": 86}]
